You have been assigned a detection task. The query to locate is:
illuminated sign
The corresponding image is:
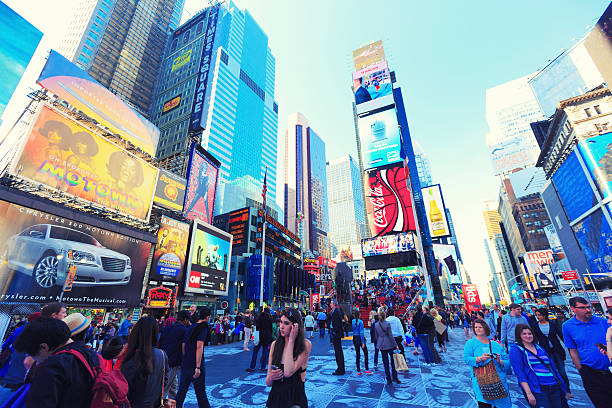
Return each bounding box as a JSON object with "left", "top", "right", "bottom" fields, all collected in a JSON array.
[
  {"left": 146, "top": 286, "right": 174, "bottom": 308},
  {"left": 362, "top": 232, "right": 415, "bottom": 257},
  {"left": 523, "top": 250, "right": 556, "bottom": 290},
  {"left": 358, "top": 107, "right": 402, "bottom": 170},
  {"left": 462, "top": 284, "right": 482, "bottom": 312},
  {"left": 353, "top": 40, "right": 386, "bottom": 71},
  {"left": 151, "top": 216, "right": 189, "bottom": 282},
  {"left": 162, "top": 95, "right": 182, "bottom": 114},
  {"left": 183, "top": 144, "right": 219, "bottom": 223},
  {"left": 421, "top": 184, "right": 451, "bottom": 238},
  {"left": 171, "top": 49, "right": 191, "bottom": 71}
]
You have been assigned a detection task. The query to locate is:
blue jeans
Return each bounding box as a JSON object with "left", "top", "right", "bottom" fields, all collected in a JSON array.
[
  {"left": 417, "top": 333, "right": 434, "bottom": 364},
  {"left": 175, "top": 368, "right": 210, "bottom": 408},
  {"left": 249, "top": 343, "right": 270, "bottom": 370},
  {"left": 532, "top": 384, "right": 564, "bottom": 408}
]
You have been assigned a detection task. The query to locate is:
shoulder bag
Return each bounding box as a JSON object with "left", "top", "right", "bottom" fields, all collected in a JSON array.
[{"left": 472, "top": 342, "right": 508, "bottom": 401}]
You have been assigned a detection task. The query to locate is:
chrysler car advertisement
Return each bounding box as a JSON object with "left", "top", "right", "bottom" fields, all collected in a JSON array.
[{"left": 0, "top": 199, "right": 151, "bottom": 306}]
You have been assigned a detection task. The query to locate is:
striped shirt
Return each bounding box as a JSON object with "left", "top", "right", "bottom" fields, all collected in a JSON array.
[{"left": 526, "top": 347, "right": 556, "bottom": 386}]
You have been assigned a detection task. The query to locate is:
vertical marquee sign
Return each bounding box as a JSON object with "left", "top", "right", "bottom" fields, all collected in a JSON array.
[{"left": 462, "top": 284, "right": 482, "bottom": 312}]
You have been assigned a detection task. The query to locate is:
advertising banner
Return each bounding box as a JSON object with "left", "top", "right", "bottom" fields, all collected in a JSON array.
[
  {"left": 153, "top": 169, "right": 186, "bottom": 212},
  {"left": 150, "top": 216, "right": 189, "bottom": 282},
  {"left": 353, "top": 40, "right": 386, "bottom": 71},
  {"left": 0, "top": 199, "right": 151, "bottom": 306},
  {"left": 184, "top": 220, "right": 232, "bottom": 296},
  {"left": 145, "top": 286, "right": 175, "bottom": 308},
  {"left": 421, "top": 184, "right": 451, "bottom": 238},
  {"left": 462, "top": 284, "right": 482, "bottom": 312},
  {"left": 577, "top": 132, "right": 612, "bottom": 199},
  {"left": 364, "top": 163, "right": 416, "bottom": 237},
  {"left": 338, "top": 244, "right": 362, "bottom": 262},
  {"left": 353, "top": 61, "right": 392, "bottom": 106},
  {"left": 228, "top": 207, "right": 250, "bottom": 249},
  {"left": 171, "top": 49, "right": 191, "bottom": 71},
  {"left": 0, "top": 2, "right": 42, "bottom": 117},
  {"left": 358, "top": 107, "right": 402, "bottom": 170},
  {"left": 162, "top": 95, "right": 182, "bottom": 115},
  {"left": 362, "top": 232, "right": 415, "bottom": 257},
  {"left": 189, "top": 5, "right": 219, "bottom": 132},
  {"left": 15, "top": 106, "right": 158, "bottom": 221},
  {"left": 523, "top": 250, "right": 556, "bottom": 290},
  {"left": 310, "top": 293, "right": 319, "bottom": 311},
  {"left": 572, "top": 208, "right": 612, "bottom": 286},
  {"left": 433, "top": 244, "right": 462, "bottom": 285},
  {"left": 37, "top": 50, "right": 160, "bottom": 156},
  {"left": 183, "top": 144, "right": 219, "bottom": 223},
  {"left": 489, "top": 137, "right": 536, "bottom": 176}
]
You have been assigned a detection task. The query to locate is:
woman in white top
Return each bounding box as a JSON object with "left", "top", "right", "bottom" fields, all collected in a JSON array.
[{"left": 304, "top": 313, "right": 315, "bottom": 339}]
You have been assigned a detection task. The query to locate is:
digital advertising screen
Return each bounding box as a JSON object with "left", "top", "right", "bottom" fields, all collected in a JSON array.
[
  {"left": 37, "top": 50, "right": 160, "bottom": 156},
  {"left": 363, "top": 163, "right": 416, "bottom": 237},
  {"left": 552, "top": 150, "right": 598, "bottom": 222},
  {"left": 353, "top": 40, "right": 386, "bottom": 71},
  {"left": 488, "top": 137, "right": 537, "bottom": 176},
  {"left": 362, "top": 232, "right": 415, "bottom": 257},
  {"left": 523, "top": 250, "right": 556, "bottom": 290},
  {"left": 358, "top": 108, "right": 402, "bottom": 170},
  {"left": 577, "top": 132, "right": 612, "bottom": 199},
  {"left": 353, "top": 61, "right": 392, "bottom": 106},
  {"left": 183, "top": 144, "right": 219, "bottom": 223},
  {"left": 153, "top": 169, "right": 186, "bottom": 212},
  {"left": 14, "top": 106, "right": 158, "bottom": 221},
  {"left": 0, "top": 199, "right": 151, "bottom": 306},
  {"left": 184, "top": 220, "right": 232, "bottom": 296},
  {"left": 421, "top": 184, "right": 451, "bottom": 238},
  {"left": 433, "top": 244, "right": 461, "bottom": 285},
  {"left": 572, "top": 208, "right": 612, "bottom": 287},
  {"left": 150, "top": 216, "right": 189, "bottom": 282},
  {"left": 0, "top": 1, "right": 42, "bottom": 117}
]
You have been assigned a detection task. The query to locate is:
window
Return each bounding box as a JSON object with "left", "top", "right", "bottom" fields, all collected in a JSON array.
[
  {"left": 50, "top": 226, "right": 100, "bottom": 246},
  {"left": 85, "top": 39, "right": 96, "bottom": 48},
  {"left": 82, "top": 47, "right": 92, "bottom": 55},
  {"left": 594, "top": 105, "right": 601, "bottom": 115},
  {"left": 195, "top": 21, "right": 204, "bottom": 35},
  {"left": 20, "top": 225, "right": 47, "bottom": 239},
  {"left": 585, "top": 108, "right": 592, "bottom": 117},
  {"left": 78, "top": 54, "right": 89, "bottom": 64},
  {"left": 171, "top": 38, "right": 178, "bottom": 52},
  {"left": 89, "top": 31, "right": 98, "bottom": 41},
  {"left": 183, "top": 30, "right": 190, "bottom": 44}
]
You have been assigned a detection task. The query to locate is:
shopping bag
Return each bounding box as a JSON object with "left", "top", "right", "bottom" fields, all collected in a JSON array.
[
  {"left": 253, "top": 330, "right": 260, "bottom": 346},
  {"left": 393, "top": 352, "right": 409, "bottom": 371},
  {"left": 472, "top": 343, "right": 508, "bottom": 401}
]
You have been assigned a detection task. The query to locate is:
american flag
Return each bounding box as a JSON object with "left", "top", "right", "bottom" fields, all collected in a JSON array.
[{"left": 261, "top": 167, "right": 268, "bottom": 210}]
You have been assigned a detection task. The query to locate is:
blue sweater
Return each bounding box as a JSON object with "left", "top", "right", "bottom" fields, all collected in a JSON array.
[
  {"left": 509, "top": 344, "right": 567, "bottom": 395},
  {"left": 352, "top": 318, "right": 365, "bottom": 342}
]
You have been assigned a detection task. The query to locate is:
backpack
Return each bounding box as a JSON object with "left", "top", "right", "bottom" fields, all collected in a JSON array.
[{"left": 57, "top": 349, "right": 130, "bottom": 408}]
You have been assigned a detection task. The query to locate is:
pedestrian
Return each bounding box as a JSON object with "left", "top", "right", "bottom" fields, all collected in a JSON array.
[
  {"left": 351, "top": 311, "right": 370, "bottom": 374},
  {"left": 370, "top": 314, "right": 379, "bottom": 370},
  {"left": 117, "top": 314, "right": 133, "bottom": 341},
  {"left": 120, "top": 316, "right": 169, "bottom": 408},
  {"left": 188, "top": 304, "right": 199, "bottom": 324},
  {"left": 304, "top": 312, "right": 315, "bottom": 339},
  {"left": 40, "top": 302, "right": 67, "bottom": 320},
  {"left": 330, "top": 299, "right": 346, "bottom": 375},
  {"left": 159, "top": 310, "right": 190, "bottom": 403},
  {"left": 562, "top": 296, "right": 612, "bottom": 408},
  {"left": 175, "top": 307, "right": 212, "bottom": 408},
  {"left": 100, "top": 336, "right": 124, "bottom": 371},
  {"left": 509, "top": 324, "right": 569, "bottom": 408},
  {"left": 430, "top": 309, "right": 447, "bottom": 353},
  {"left": 0, "top": 319, "right": 29, "bottom": 403},
  {"left": 243, "top": 310, "right": 253, "bottom": 351},
  {"left": 483, "top": 309, "right": 497, "bottom": 340},
  {"left": 317, "top": 310, "right": 327, "bottom": 338},
  {"left": 530, "top": 307, "right": 570, "bottom": 394},
  {"left": 424, "top": 307, "right": 442, "bottom": 363},
  {"left": 265, "top": 308, "right": 311, "bottom": 408},
  {"left": 463, "top": 318, "right": 511, "bottom": 408},
  {"left": 412, "top": 305, "right": 435, "bottom": 366},
  {"left": 386, "top": 308, "right": 406, "bottom": 359},
  {"left": 375, "top": 310, "right": 401, "bottom": 385},
  {"left": 462, "top": 311, "right": 471, "bottom": 338},
  {"left": 246, "top": 307, "right": 273, "bottom": 372},
  {"left": 501, "top": 303, "right": 528, "bottom": 349},
  {"left": 13, "top": 317, "right": 101, "bottom": 408}
]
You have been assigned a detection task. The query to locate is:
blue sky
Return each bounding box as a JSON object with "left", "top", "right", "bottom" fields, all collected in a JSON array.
[{"left": 5, "top": 0, "right": 611, "bottom": 299}]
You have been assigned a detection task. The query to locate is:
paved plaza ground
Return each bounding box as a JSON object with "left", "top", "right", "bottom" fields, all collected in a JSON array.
[{"left": 184, "top": 327, "right": 591, "bottom": 407}]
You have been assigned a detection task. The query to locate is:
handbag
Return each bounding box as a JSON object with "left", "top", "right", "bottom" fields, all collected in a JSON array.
[
  {"left": 392, "top": 351, "right": 409, "bottom": 371},
  {"left": 253, "top": 330, "right": 260, "bottom": 346},
  {"left": 472, "top": 342, "right": 508, "bottom": 401}
]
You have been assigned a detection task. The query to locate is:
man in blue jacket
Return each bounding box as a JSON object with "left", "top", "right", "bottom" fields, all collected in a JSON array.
[{"left": 159, "top": 310, "right": 190, "bottom": 401}]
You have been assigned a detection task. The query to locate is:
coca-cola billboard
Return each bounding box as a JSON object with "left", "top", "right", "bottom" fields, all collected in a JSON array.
[{"left": 364, "top": 163, "right": 415, "bottom": 237}]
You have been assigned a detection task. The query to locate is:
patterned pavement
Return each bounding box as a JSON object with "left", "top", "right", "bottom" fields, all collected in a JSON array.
[{"left": 184, "top": 327, "right": 592, "bottom": 407}]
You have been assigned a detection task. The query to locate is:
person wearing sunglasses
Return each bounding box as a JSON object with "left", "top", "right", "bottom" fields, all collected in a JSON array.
[{"left": 562, "top": 296, "right": 612, "bottom": 408}]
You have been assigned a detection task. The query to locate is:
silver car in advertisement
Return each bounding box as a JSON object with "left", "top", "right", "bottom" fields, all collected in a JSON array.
[{"left": 3, "top": 224, "right": 132, "bottom": 288}]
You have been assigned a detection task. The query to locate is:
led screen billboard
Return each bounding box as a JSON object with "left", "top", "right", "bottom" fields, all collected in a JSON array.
[
  {"left": 489, "top": 137, "right": 537, "bottom": 175},
  {"left": 362, "top": 232, "right": 415, "bottom": 257},
  {"left": 0, "top": 199, "right": 151, "bottom": 306},
  {"left": 184, "top": 220, "right": 232, "bottom": 296},
  {"left": 523, "top": 250, "right": 556, "bottom": 290},
  {"left": 433, "top": 244, "right": 461, "bottom": 285},
  {"left": 0, "top": 1, "right": 42, "bottom": 117},
  {"left": 577, "top": 132, "right": 612, "bottom": 199},
  {"left": 363, "top": 163, "right": 416, "bottom": 237},
  {"left": 421, "top": 184, "right": 451, "bottom": 238},
  {"left": 37, "top": 50, "right": 160, "bottom": 156},
  {"left": 572, "top": 208, "right": 612, "bottom": 286},
  {"left": 150, "top": 216, "right": 189, "bottom": 282},
  {"left": 14, "top": 106, "right": 158, "bottom": 221},
  {"left": 353, "top": 40, "right": 386, "bottom": 71},
  {"left": 353, "top": 61, "right": 392, "bottom": 106},
  {"left": 153, "top": 169, "right": 186, "bottom": 212},
  {"left": 552, "top": 150, "right": 598, "bottom": 222},
  {"left": 358, "top": 107, "right": 402, "bottom": 169},
  {"left": 183, "top": 144, "right": 219, "bottom": 223}
]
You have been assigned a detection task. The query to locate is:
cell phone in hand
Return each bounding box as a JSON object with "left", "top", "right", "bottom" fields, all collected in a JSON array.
[{"left": 596, "top": 342, "right": 606, "bottom": 351}]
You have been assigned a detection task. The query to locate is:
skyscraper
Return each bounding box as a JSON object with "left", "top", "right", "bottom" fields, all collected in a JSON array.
[
  {"left": 150, "top": 3, "right": 279, "bottom": 216},
  {"left": 284, "top": 112, "right": 329, "bottom": 257},
  {"left": 59, "top": 0, "right": 184, "bottom": 115},
  {"left": 326, "top": 155, "right": 367, "bottom": 259},
  {"left": 412, "top": 140, "right": 433, "bottom": 187}
]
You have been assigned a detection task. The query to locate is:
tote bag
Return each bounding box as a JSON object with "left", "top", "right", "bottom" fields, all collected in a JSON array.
[
  {"left": 472, "top": 342, "right": 508, "bottom": 401},
  {"left": 393, "top": 351, "right": 409, "bottom": 372}
]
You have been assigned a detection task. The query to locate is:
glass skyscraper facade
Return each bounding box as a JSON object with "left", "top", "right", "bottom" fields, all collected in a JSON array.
[
  {"left": 59, "top": 0, "right": 184, "bottom": 115},
  {"left": 413, "top": 140, "right": 433, "bottom": 187},
  {"left": 150, "top": 2, "right": 278, "bottom": 215},
  {"left": 326, "top": 155, "right": 367, "bottom": 256}
]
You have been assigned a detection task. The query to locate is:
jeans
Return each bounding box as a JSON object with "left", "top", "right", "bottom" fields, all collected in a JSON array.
[
  {"left": 380, "top": 349, "right": 398, "bottom": 382},
  {"left": 175, "top": 368, "right": 210, "bottom": 408},
  {"left": 249, "top": 343, "right": 270, "bottom": 370},
  {"left": 532, "top": 384, "right": 564, "bottom": 408},
  {"left": 332, "top": 335, "right": 345, "bottom": 373},
  {"left": 579, "top": 364, "right": 612, "bottom": 408},
  {"left": 353, "top": 336, "right": 369, "bottom": 371},
  {"left": 318, "top": 321, "right": 326, "bottom": 338},
  {"left": 417, "top": 333, "right": 434, "bottom": 364},
  {"left": 428, "top": 330, "right": 441, "bottom": 363},
  {"left": 373, "top": 346, "right": 379, "bottom": 366},
  {"left": 551, "top": 352, "right": 570, "bottom": 392},
  {"left": 165, "top": 365, "right": 181, "bottom": 400},
  {"left": 394, "top": 336, "right": 405, "bottom": 359}
]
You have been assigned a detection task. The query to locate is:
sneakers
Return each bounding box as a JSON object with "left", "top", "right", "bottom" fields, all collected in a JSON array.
[
  {"left": 364, "top": 370, "right": 372, "bottom": 374},
  {"left": 413, "top": 350, "right": 418, "bottom": 355},
  {"left": 356, "top": 371, "right": 362, "bottom": 376}
]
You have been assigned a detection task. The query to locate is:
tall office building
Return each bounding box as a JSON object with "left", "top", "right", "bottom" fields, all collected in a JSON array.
[
  {"left": 150, "top": 3, "right": 279, "bottom": 216},
  {"left": 482, "top": 200, "right": 503, "bottom": 239},
  {"left": 59, "top": 0, "right": 184, "bottom": 115},
  {"left": 482, "top": 200, "right": 514, "bottom": 298},
  {"left": 326, "top": 155, "right": 367, "bottom": 257},
  {"left": 412, "top": 140, "right": 433, "bottom": 187},
  {"left": 284, "top": 112, "right": 329, "bottom": 257}
]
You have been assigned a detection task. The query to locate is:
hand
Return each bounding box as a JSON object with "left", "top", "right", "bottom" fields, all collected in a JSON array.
[
  {"left": 565, "top": 392, "right": 572, "bottom": 400},
  {"left": 599, "top": 347, "right": 608, "bottom": 356},
  {"left": 478, "top": 353, "right": 491, "bottom": 362},
  {"left": 193, "top": 368, "right": 201, "bottom": 379},
  {"left": 526, "top": 393, "right": 537, "bottom": 406},
  {"left": 270, "top": 368, "right": 283, "bottom": 381},
  {"left": 494, "top": 354, "right": 502, "bottom": 364},
  {"left": 289, "top": 323, "right": 299, "bottom": 342}
]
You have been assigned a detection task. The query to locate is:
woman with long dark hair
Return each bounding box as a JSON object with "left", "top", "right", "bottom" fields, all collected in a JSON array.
[
  {"left": 120, "top": 316, "right": 169, "bottom": 408},
  {"left": 265, "top": 308, "right": 311, "bottom": 408}
]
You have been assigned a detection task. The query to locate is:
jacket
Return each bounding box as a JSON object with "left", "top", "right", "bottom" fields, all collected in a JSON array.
[
  {"left": 159, "top": 322, "right": 188, "bottom": 367},
  {"left": 331, "top": 308, "right": 344, "bottom": 339},
  {"left": 256, "top": 312, "right": 273, "bottom": 347},
  {"left": 529, "top": 320, "right": 565, "bottom": 361},
  {"left": 500, "top": 314, "right": 528, "bottom": 344},
  {"left": 26, "top": 341, "right": 101, "bottom": 408},
  {"left": 412, "top": 311, "right": 434, "bottom": 335},
  {"left": 509, "top": 344, "right": 567, "bottom": 395},
  {"left": 121, "top": 348, "right": 169, "bottom": 408},
  {"left": 375, "top": 321, "right": 396, "bottom": 351}
]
